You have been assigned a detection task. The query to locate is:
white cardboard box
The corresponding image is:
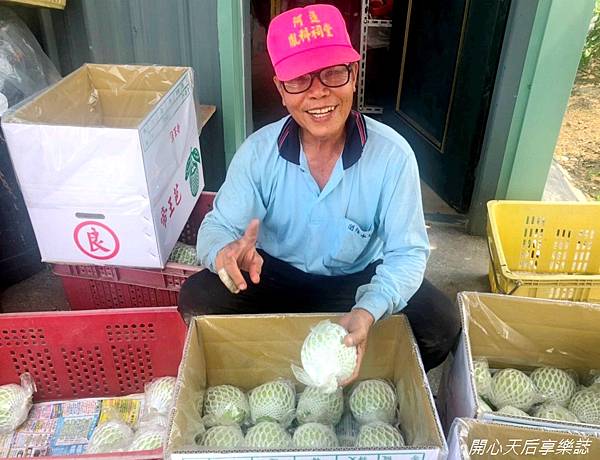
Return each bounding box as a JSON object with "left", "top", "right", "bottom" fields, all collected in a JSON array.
[
  {"left": 165, "top": 314, "right": 448, "bottom": 460},
  {"left": 437, "top": 291, "right": 600, "bottom": 436},
  {"left": 2, "top": 63, "right": 203, "bottom": 268}
]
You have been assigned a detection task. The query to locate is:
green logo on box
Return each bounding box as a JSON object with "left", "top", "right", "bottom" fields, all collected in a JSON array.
[{"left": 185, "top": 147, "right": 201, "bottom": 197}]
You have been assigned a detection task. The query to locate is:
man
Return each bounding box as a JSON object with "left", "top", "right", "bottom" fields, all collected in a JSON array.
[{"left": 179, "top": 3, "right": 460, "bottom": 382}]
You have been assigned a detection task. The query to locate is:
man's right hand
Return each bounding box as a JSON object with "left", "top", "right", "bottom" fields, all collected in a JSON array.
[{"left": 215, "top": 219, "right": 263, "bottom": 292}]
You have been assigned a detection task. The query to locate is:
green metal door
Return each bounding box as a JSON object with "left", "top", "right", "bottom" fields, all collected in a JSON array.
[{"left": 383, "top": 0, "right": 511, "bottom": 212}]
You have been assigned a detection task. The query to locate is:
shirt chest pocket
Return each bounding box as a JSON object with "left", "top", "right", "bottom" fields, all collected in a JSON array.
[{"left": 326, "top": 217, "right": 373, "bottom": 267}]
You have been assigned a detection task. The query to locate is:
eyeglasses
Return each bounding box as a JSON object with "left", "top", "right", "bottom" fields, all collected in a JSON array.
[{"left": 281, "top": 64, "right": 353, "bottom": 94}]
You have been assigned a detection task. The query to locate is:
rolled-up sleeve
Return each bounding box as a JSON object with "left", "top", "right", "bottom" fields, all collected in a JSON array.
[{"left": 353, "top": 149, "right": 430, "bottom": 321}]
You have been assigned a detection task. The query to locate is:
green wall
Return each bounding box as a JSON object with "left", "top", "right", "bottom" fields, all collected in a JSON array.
[{"left": 218, "top": 0, "right": 251, "bottom": 167}]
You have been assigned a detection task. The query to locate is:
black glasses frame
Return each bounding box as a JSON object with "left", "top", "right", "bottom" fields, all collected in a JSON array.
[{"left": 281, "top": 64, "right": 353, "bottom": 94}]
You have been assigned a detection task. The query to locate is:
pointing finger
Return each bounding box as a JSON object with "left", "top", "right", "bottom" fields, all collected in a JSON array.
[{"left": 241, "top": 219, "right": 260, "bottom": 245}]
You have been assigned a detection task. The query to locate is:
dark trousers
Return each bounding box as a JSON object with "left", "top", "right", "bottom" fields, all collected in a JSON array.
[{"left": 178, "top": 250, "right": 461, "bottom": 371}]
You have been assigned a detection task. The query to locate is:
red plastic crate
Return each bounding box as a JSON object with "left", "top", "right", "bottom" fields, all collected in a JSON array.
[
  {"left": 52, "top": 191, "right": 215, "bottom": 310},
  {"left": 0, "top": 307, "right": 187, "bottom": 459}
]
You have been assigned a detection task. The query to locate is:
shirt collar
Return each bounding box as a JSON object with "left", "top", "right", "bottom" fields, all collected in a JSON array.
[{"left": 277, "top": 110, "right": 368, "bottom": 170}]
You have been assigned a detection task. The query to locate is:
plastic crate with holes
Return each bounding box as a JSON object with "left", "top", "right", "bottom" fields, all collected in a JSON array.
[
  {"left": 0, "top": 307, "right": 187, "bottom": 459},
  {"left": 487, "top": 200, "right": 600, "bottom": 301},
  {"left": 52, "top": 192, "right": 215, "bottom": 310}
]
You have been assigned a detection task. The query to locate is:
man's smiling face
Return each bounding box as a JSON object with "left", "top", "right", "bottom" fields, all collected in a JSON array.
[{"left": 274, "top": 63, "right": 358, "bottom": 142}]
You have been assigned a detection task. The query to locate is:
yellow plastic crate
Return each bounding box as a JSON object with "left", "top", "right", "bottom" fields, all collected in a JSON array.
[{"left": 487, "top": 200, "right": 600, "bottom": 301}]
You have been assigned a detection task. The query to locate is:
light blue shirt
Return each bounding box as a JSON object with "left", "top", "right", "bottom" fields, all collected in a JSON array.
[{"left": 197, "top": 112, "right": 430, "bottom": 321}]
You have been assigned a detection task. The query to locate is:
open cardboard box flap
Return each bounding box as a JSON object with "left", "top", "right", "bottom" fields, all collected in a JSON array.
[
  {"left": 462, "top": 292, "right": 600, "bottom": 373},
  {"left": 166, "top": 313, "right": 447, "bottom": 458},
  {"left": 3, "top": 63, "right": 189, "bottom": 128}
]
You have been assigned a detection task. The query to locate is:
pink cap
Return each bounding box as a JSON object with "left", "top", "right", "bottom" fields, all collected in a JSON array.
[{"left": 267, "top": 4, "right": 361, "bottom": 81}]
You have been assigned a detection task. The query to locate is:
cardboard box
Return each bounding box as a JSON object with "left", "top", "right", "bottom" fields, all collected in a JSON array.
[
  {"left": 447, "top": 418, "right": 600, "bottom": 459},
  {"left": 2, "top": 64, "right": 203, "bottom": 268},
  {"left": 438, "top": 292, "right": 600, "bottom": 435},
  {"left": 2, "top": 0, "right": 65, "bottom": 9},
  {"left": 166, "top": 314, "right": 447, "bottom": 460}
]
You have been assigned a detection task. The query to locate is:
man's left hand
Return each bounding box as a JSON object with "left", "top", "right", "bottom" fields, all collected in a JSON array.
[{"left": 338, "top": 308, "right": 375, "bottom": 386}]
